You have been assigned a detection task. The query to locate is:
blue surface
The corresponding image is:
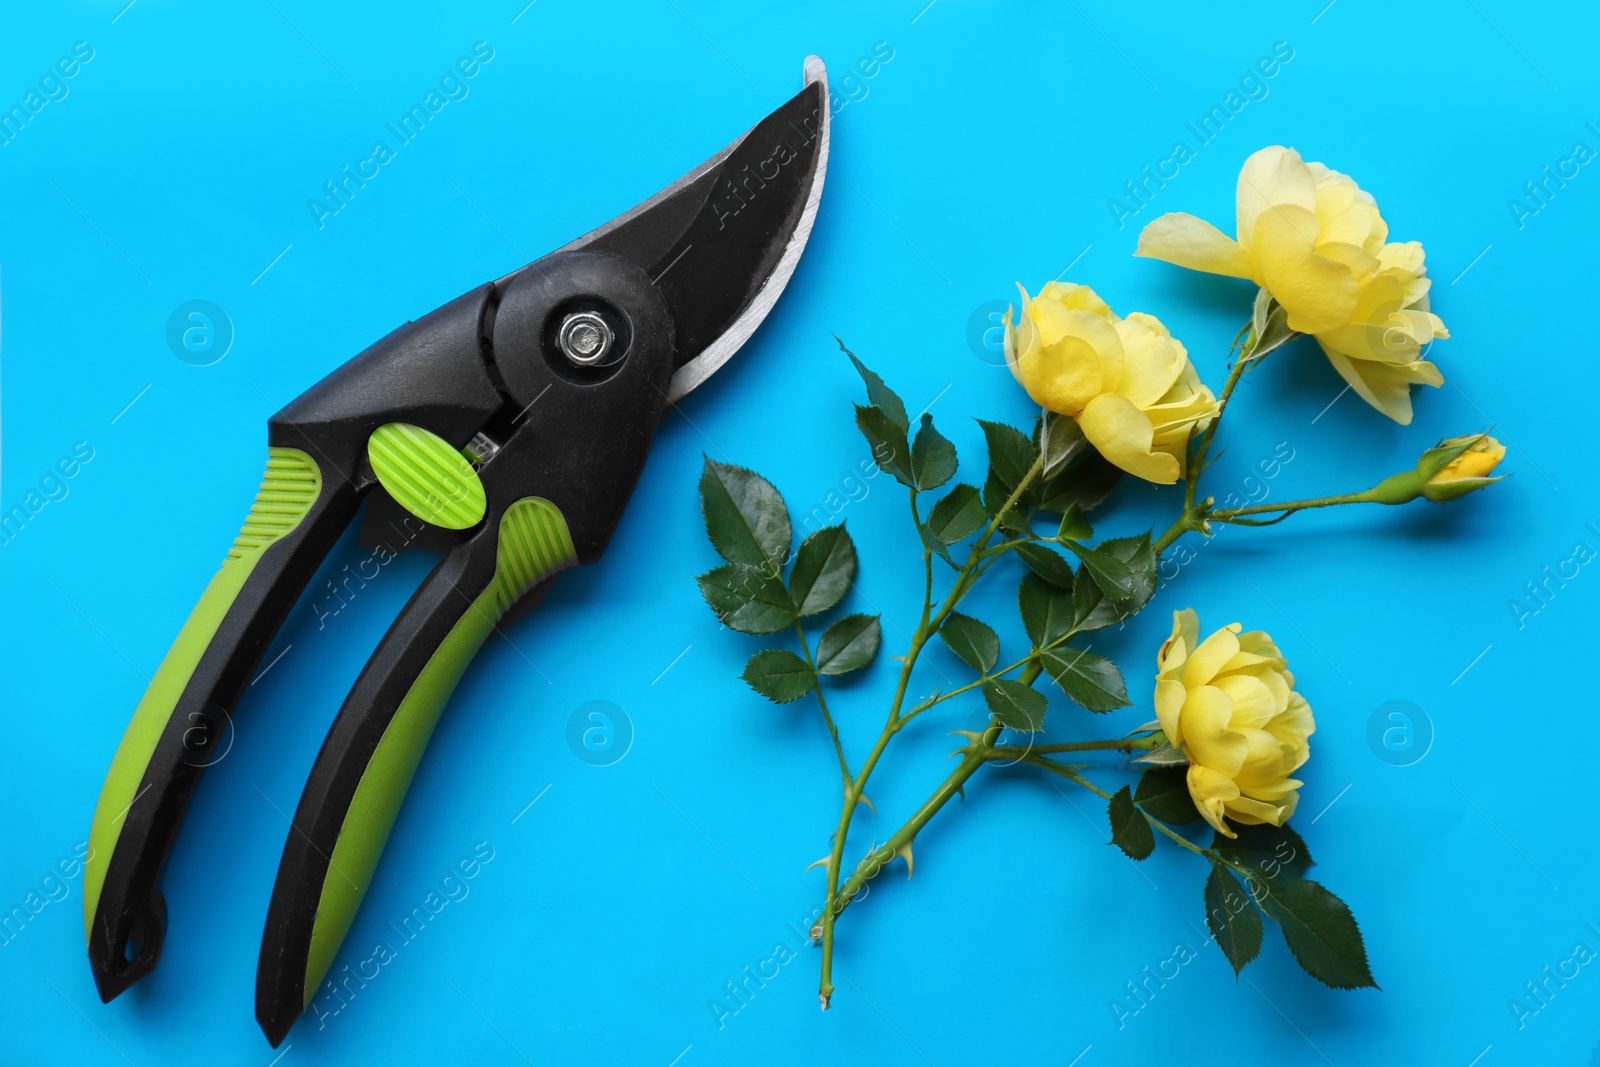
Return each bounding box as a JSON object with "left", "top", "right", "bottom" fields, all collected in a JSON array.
[{"left": 1, "top": 1, "right": 1596, "bottom": 1064}]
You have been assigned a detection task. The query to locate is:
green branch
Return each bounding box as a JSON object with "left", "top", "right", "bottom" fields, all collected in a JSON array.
[
  {"left": 793, "top": 619, "right": 851, "bottom": 788},
  {"left": 990, "top": 736, "right": 1160, "bottom": 757},
  {"left": 1018, "top": 754, "right": 1261, "bottom": 882},
  {"left": 1210, "top": 489, "right": 1380, "bottom": 522},
  {"left": 815, "top": 454, "right": 1046, "bottom": 1009},
  {"left": 826, "top": 722, "right": 1003, "bottom": 928}
]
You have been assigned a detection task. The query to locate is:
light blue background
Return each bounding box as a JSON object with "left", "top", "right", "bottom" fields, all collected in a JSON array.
[{"left": 1, "top": 1, "right": 1595, "bottom": 1064}]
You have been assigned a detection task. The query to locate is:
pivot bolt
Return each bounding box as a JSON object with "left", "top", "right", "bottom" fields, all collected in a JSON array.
[{"left": 557, "top": 311, "right": 614, "bottom": 366}]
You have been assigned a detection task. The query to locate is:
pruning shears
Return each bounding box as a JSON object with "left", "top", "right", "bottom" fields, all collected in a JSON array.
[{"left": 83, "top": 57, "right": 830, "bottom": 1047}]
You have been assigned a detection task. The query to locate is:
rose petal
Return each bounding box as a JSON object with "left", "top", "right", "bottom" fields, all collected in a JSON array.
[
  {"left": 1040, "top": 281, "right": 1114, "bottom": 318},
  {"left": 1237, "top": 774, "right": 1303, "bottom": 802},
  {"left": 1183, "top": 695, "right": 1249, "bottom": 778},
  {"left": 1225, "top": 794, "right": 1295, "bottom": 826},
  {"left": 1313, "top": 178, "right": 1387, "bottom": 255},
  {"left": 1317, "top": 341, "right": 1441, "bottom": 425},
  {"left": 1136, "top": 212, "right": 1255, "bottom": 278},
  {"left": 1214, "top": 674, "right": 1278, "bottom": 729},
  {"left": 1252, "top": 206, "right": 1359, "bottom": 334},
  {"left": 1183, "top": 625, "right": 1242, "bottom": 688},
  {"left": 1077, "top": 394, "right": 1181, "bottom": 484},
  {"left": 1235, "top": 630, "right": 1287, "bottom": 667},
  {"left": 1112, "top": 313, "right": 1187, "bottom": 408},
  {"left": 1155, "top": 679, "right": 1187, "bottom": 748},
  {"left": 1187, "top": 764, "right": 1241, "bottom": 838},
  {"left": 1236, "top": 146, "right": 1317, "bottom": 251}
]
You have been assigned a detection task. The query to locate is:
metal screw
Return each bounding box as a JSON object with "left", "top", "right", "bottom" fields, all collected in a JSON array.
[{"left": 557, "top": 311, "right": 614, "bottom": 366}]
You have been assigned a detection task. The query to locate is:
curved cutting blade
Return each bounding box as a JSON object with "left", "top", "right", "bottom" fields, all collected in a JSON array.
[{"left": 559, "top": 55, "right": 830, "bottom": 400}]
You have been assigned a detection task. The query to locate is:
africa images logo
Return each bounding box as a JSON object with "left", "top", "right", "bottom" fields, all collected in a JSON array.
[{"left": 707, "top": 104, "right": 822, "bottom": 232}]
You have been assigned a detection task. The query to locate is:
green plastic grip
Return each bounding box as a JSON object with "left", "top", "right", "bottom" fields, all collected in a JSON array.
[
  {"left": 84, "top": 449, "right": 321, "bottom": 940},
  {"left": 367, "top": 421, "right": 487, "bottom": 530},
  {"left": 298, "top": 497, "right": 576, "bottom": 1003}
]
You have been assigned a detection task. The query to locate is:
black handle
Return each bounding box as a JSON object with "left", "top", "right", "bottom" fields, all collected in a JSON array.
[
  {"left": 84, "top": 455, "right": 367, "bottom": 1002},
  {"left": 84, "top": 281, "right": 507, "bottom": 1003},
  {"left": 255, "top": 495, "right": 577, "bottom": 1046}
]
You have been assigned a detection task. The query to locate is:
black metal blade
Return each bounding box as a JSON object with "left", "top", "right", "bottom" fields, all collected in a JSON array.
[{"left": 563, "top": 56, "right": 829, "bottom": 399}]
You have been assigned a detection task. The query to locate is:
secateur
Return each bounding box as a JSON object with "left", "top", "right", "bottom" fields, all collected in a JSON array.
[{"left": 83, "top": 57, "right": 830, "bottom": 1046}]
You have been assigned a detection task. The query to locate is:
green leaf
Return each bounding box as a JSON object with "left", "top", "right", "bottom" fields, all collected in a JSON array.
[
  {"left": 911, "top": 414, "right": 957, "bottom": 490},
  {"left": 1039, "top": 451, "right": 1122, "bottom": 515},
  {"left": 940, "top": 613, "right": 999, "bottom": 673},
  {"left": 1056, "top": 502, "right": 1092, "bottom": 542},
  {"left": 1039, "top": 411, "right": 1088, "bottom": 480},
  {"left": 697, "top": 564, "right": 795, "bottom": 634},
  {"left": 1107, "top": 785, "right": 1154, "bottom": 860},
  {"left": 1070, "top": 562, "right": 1121, "bottom": 633},
  {"left": 1039, "top": 647, "right": 1129, "bottom": 712},
  {"left": 977, "top": 419, "right": 1039, "bottom": 490},
  {"left": 840, "top": 339, "right": 909, "bottom": 431},
  {"left": 1205, "top": 862, "right": 1264, "bottom": 976},
  {"left": 816, "top": 613, "right": 881, "bottom": 676},
  {"left": 983, "top": 678, "right": 1047, "bottom": 732},
  {"left": 741, "top": 649, "right": 816, "bottom": 704},
  {"left": 1061, "top": 540, "right": 1134, "bottom": 598},
  {"left": 927, "top": 483, "right": 987, "bottom": 544},
  {"left": 855, "top": 405, "right": 914, "bottom": 488},
  {"left": 1255, "top": 878, "right": 1377, "bottom": 989},
  {"left": 699, "top": 458, "right": 792, "bottom": 571},
  {"left": 1017, "top": 575, "right": 1074, "bottom": 649},
  {"left": 1134, "top": 742, "right": 1189, "bottom": 767},
  {"left": 972, "top": 419, "right": 1036, "bottom": 531},
  {"left": 978, "top": 419, "right": 1040, "bottom": 527},
  {"left": 1250, "top": 287, "right": 1273, "bottom": 345},
  {"left": 983, "top": 481, "right": 1035, "bottom": 535},
  {"left": 920, "top": 523, "right": 957, "bottom": 569},
  {"left": 1069, "top": 534, "right": 1158, "bottom": 631},
  {"left": 1014, "top": 542, "right": 1076, "bottom": 589},
  {"left": 1133, "top": 766, "right": 1201, "bottom": 824},
  {"left": 788, "top": 526, "right": 856, "bottom": 617},
  {"left": 1102, "top": 534, "right": 1158, "bottom": 612},
  {"left": 1211, "top": 823, "right": 1313, "bottom": 881}
]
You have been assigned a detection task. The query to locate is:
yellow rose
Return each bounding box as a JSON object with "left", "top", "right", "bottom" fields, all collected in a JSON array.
[
  {"left": 1431, "top": 433, "right": 1505, "bottom": 483},
  {"left": 1365, "top": 432, "right": 1507, "bottom": 505},
  {"left": 1154, "top": 609, "right": 1314, "bottom": 838},
  {"left": 1136, "top": 146, "right": 1447, "bottom": 425},
  {"left": 1422, "top": 433, "right": 1506, "bottom": 502},
  {"left": 1003, "top": 282, "right": 1218, "bottom": 485}
]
